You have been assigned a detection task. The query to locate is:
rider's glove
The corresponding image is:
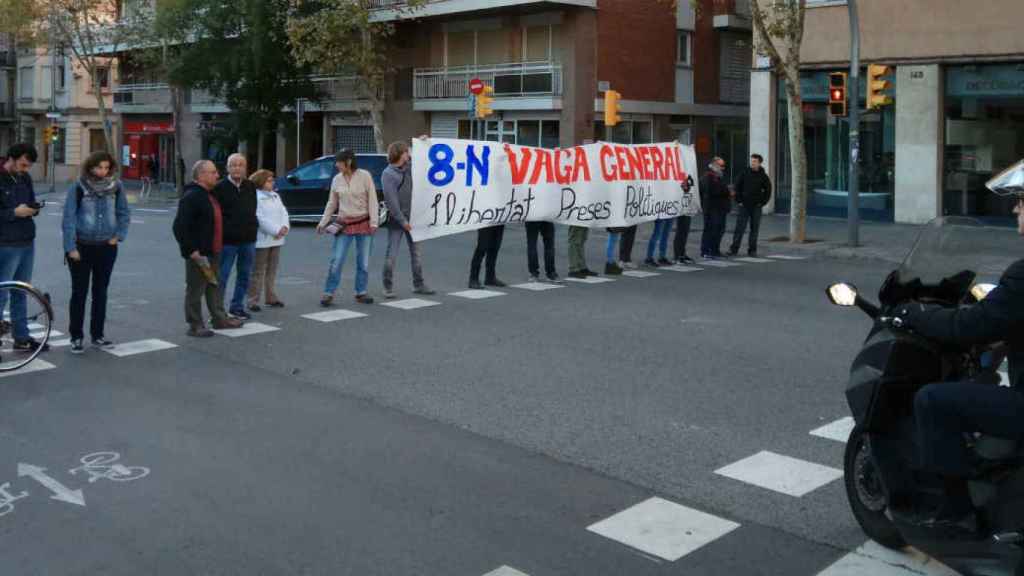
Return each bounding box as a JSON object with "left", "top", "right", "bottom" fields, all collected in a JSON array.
[{"left": 893, "top": 302, "right": 944, "bottom": 330}]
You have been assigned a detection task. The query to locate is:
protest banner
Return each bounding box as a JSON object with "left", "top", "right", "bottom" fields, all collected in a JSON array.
[{"left": 409, "top": 138, "right": 700, "bottom": 242}]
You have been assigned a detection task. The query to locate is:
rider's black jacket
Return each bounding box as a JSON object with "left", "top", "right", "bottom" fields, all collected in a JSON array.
[{"left": 902, "top": 258, "right": 1024, "bottom": 388}]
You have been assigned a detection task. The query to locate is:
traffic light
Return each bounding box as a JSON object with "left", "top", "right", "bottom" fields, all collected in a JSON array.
[
  {"left": 42, "top": 126, "right": 58, "bottom": 144},
  {"left": 604, "top": 90, "right": 622, "bottom": 127},
  {"left": 867, "top": 64, "right": 894, "bottom": 109},
  {"left": 50, "top": 127, "right": 59, "bottom": 143},
  {"left": 475, "top": 85, "right": 494, "bottom": 119},
  {"left": 828, "top": 72, "right": 847, "bottom": 117}
]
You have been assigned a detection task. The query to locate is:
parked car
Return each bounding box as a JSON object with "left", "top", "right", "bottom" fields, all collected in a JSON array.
[{"left": 275, "top": 153, "right": 390, "bottom": 224}]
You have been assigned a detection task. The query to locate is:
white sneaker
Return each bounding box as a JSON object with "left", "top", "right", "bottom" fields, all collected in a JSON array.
[{"left": 70, "top": 339, "right": 85, "bottom": 355}]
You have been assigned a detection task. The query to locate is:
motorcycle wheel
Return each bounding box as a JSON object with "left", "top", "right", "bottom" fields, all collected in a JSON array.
[{"left": 844, "top": 427, "right": 907, "bottom": 550}]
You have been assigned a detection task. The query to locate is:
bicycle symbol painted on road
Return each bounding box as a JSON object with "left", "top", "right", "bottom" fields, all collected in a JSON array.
[
  {"left": 69, "top": 452, "right": 150, "bottom": 484},
  {"left": 0, "top": 482, "right": 29, "bottom": 517}
]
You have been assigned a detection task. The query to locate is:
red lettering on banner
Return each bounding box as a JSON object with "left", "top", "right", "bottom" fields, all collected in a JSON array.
[
  {"left": 614, "top": 146, "right": 632, "bottom": 181},
  {"left": 665, "top": 147, "right": 678, "bottom": 181},
  {"left": 573, "top": 146, "right": 592, "bottom": 182},
  {"left": 673, "top": 146, "right": 685, "bottom": 180},
  {"left": 650, "top": 146, "right": 666, "bottom": 180},
  {"left": 626, "top": 147, "right": 645, "bottom": 181},
  {"left": 554, "top": 149, "right": 571, "bottom": 185},
  {"left": 506, "top": 145, "right": 533, "bottom": 185},
  {"left": 529, "top": 149, "right": 556, "bottom": 185},
  {"left": 640, "top": 147, "right": 655, "bottom": 180},
  {"left": 600, "top": 145, "right": 617, "bottom": 181}
]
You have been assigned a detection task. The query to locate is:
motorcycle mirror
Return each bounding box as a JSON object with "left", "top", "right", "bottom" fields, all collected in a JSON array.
[
  {"left": 971, "top": 283, "right": 997, "bottom": 301},
  {"left": 826, "top": 283, "right": 859, "bottom": 307}
]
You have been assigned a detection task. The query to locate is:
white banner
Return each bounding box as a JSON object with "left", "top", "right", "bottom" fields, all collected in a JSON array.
[{"left": 410, "top": 138, "right": 700, "bottom": 242}]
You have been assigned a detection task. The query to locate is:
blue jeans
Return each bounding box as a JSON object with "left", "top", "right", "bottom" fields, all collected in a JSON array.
[
  {"left": 324, "top": 234, "right": 372, "bottom": 296},
  {"left": 646, "top": 219, "right": 674, "bottom": 260},
  {"left": 0, "top": 245, "right": 35, "bottom": 341},
  {"left": 606, "top": 232, "right": 621, "bottom": 264},
  {"left": 219, "top": 243, "right": 256, "bottom": 313}
]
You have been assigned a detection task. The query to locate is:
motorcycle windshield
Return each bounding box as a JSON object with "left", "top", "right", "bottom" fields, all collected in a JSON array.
[{"left": 897, "top": 216, "right": 1019, "bottom": 287}]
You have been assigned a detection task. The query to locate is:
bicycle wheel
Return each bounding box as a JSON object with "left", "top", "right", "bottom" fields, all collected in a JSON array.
[{"left": 0, "top": 281, "right": 54, "bottom": 372}]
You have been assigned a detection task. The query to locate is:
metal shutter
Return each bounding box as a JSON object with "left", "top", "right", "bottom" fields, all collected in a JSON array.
[
  {"left": 430, "top": 112, "right": 459, "bottom": 139},
  {"left": 719, "top": 33, "right": 751, "bottom": 104}
]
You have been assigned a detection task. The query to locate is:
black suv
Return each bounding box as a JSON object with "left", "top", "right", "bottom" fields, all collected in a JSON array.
[{"left": 275, "top": 153, "right": 389, "bottom": 223}]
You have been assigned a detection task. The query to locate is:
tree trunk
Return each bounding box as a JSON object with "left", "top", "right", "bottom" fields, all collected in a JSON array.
[
  {"left": 257, "top": 126, "right": 266, "bottom": 170},
  {"left": 369, "top": 97, "right": 385, "bottom": 154},
  {"left": 94, "top": 73, "right": 115, "bottom": 157},
  {"left": 784, "top": 74, "right": 808, "bottom": 244},
  {"left": 171, "top": 85, "right": 186, "bottom": 197}
]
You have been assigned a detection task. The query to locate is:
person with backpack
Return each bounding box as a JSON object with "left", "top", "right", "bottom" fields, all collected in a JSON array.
[{"left": 61, "top": 151, "right": 130, "bottom": 354}]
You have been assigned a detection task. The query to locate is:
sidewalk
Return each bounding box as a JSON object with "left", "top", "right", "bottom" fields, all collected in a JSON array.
[
  {"left": 755, "top": 213, "right": 927, "bottom": 265},
  {"left": 37, "top": 179, "right": 179, "bottom": 206}
]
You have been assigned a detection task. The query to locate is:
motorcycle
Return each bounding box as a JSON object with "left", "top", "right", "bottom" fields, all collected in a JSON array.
[{"left": 827, "top": 216, "right": 1023, "bottom": 576}]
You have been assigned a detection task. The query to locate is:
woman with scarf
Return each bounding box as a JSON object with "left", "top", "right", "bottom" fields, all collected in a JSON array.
[{"left": 61, "top": 150, "right": 130, "bottom": 354}]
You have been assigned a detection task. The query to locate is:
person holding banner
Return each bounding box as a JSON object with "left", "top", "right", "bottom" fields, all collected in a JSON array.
[
  {"left": 700, "top": 157, "right": 731, "bottom": 260},
  {"left": 567, "top": 225, "right": 597, "bottom": 279},
  {"left": 317, "top": 149, "right": 379, "bottom": 306},
  {"left": 382, "top": 140, "right": 435, "bottom": 298},
  {"left": 525, "top": 221, "right": 561, "bottom": 283},
  {"left": 645, "top": 217, "right": 675, "bottom": 267},
  {"left": 469, "top": 225, "right": 506, "bottom": 289}
]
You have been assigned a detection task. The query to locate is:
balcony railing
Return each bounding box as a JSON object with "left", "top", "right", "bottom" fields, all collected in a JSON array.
[
  {"left": 191, "top": 76, "right": 373, "bottom": 111},
  {"left": 112, "top": 82, "right": 172, "bottom": 110},
  {"left": 414, "top": 61, "right": 562, "bottom": 100}
]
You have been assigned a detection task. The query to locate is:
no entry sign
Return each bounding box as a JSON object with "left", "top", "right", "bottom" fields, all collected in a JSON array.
[{"left": 469, "top": 78, "right": 485, "bottom": 95}]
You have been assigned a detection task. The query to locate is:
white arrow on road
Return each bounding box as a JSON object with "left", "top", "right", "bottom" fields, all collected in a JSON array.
[{"left": 17, "top": 463, "right": 86, "bottom": 507}]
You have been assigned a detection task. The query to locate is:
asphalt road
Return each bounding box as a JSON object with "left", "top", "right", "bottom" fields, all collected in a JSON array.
[{"left": 0, "top": 196, "right": 955, "bottom": 575}]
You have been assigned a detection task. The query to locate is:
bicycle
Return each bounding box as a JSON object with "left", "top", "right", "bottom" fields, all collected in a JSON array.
[{"left": 0, "top": 281, "right": 54, "bottom": 372}]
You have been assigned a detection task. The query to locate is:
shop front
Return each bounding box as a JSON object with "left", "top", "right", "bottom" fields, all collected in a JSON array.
[
  {"left": 122, "top": 118, "right": 175, "bottom": 182},
  {"left": 943, "top": 63, "right": 1024, "bottom": 225},
  {"left": 775, "top": 70, "right": 896, "bottom": 221}
]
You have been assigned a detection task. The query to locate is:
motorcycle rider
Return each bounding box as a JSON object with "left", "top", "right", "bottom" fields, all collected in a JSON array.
[{"left": 895, "top": 196, "right": 1024, "bottom": 528}]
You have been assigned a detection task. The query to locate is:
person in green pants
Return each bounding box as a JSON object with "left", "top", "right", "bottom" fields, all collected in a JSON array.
[{"left": 567, "top": 225, "right": 598, "bottom": 279}]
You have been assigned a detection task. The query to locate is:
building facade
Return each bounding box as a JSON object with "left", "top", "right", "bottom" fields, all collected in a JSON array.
[
  {"left": 0, "top": 35, "right": 17, "bottom": 154},
  {"left": 750, "top": 0, "right": 1024, "bottom": 225}
]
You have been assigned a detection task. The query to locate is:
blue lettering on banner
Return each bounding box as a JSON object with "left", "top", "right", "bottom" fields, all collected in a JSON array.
[
  {"left": 428, "top": 144, "right": 456, "bottom": 186},
  {"left": 428, "top": 143, "right": 492, "bottom": 188}
]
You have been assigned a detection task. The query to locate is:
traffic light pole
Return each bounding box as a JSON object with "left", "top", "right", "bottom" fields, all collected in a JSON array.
[{"left": 847, "top": 0, "right": 861, "bottom": 247}]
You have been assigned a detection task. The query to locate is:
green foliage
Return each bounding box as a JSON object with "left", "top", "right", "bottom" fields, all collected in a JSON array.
[{"left": 166, "top": 0, "right": 323, "bottom": 148}]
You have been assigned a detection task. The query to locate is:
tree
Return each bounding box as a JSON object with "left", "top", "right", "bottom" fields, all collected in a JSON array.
[
  {"left": 286, "top": 0, "right": 426, "bottom": 153},
  {"left": 168, "top": 0, "right": 323, "bottom": 169},
  {"left": 750, "top": 0, "right": 808, "bottom": 243},
  {"left": 0, "top": 0, "right": 153, "bottom": 155}
]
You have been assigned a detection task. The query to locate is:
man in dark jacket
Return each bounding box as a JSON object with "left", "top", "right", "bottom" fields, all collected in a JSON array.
[
  {"left": 728, "top": 153, "right": 772, "bottom": 257},
  {"left": 895, "top": 198, "right": 1024, "bottom": 527},
  {"left": 700, "top": 157, "right": 731, "bottom": 259},
  {"left": 213, "top": 153, "right": 258, "bottom": 319},
  {"left": 173, "top": 160, "right": 243, "bottom": 337},
  {"left": 0, "top": 143, "right": 47, "bottom": 352},
  {"left": 381, "top": 140, "right": 434, "bottom": 298}
]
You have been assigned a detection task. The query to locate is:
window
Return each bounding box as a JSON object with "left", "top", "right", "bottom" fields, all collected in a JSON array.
[
  {"left": 57, "top": 63, "right": 66, "bottom": 91},
  {"left": 294, "top": 158, "right": 334, "bottom": 181},
  {"left": 677, "top": 31, "right": 692, "bottom": 66},
  {"left": 332, "top": 125, "right": 374, "bottom": 154},
  {"left": 595, "top": 120, "right": 654, "bottom": 144},
  {"left": 95, "top": 67, "right": 110, "bottom": 89},
  {"left": 53, "top": 128, "right": 66, "bottom": 164},
  {"left": 18, "top": 66, "right": 32, "bottom": 99}
]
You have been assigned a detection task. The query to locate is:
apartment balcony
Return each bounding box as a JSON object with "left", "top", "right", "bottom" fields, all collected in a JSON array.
[
  {"left": 190, "top": 76, "right": 373, "bottom": 115},
  {"left": 369, "top": 0, "right": 596, "bottom": 22},
  {"left": 413, "top": 61, "right": 563, "bottom": 112},
  {"left": 713, "top": 0, "right": 751, "bottom": 30},
  {"left": 113, "top": 83, "right": 173, "bottom": 114}
]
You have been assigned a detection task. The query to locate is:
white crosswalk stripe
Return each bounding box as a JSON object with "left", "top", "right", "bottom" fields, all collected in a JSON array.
[
  {"left": 564, "top": 276, "right": 615, "bottom": 284},
  {"left": 381, "top": 298, "right": 441, "bottom": 310},
  {"left": 0, "top": 359, "right": 57, "bottom": 378},
  {"left": 660, "top": 265, "right": 703, "bottom": 273},
  {"left": 810, "top": 416, "right": 856, "bottom": 443},
  {"left": 212, "top": 322, "right": 281, "bottom": 338},
  {"left": 715, "top": 450, "right": 843, "bottom": 497},
  {"left": 817, "top": 542, "right": 959, "bottom": 576},
  {"left": 302, "top": 309, "right": 369, "bottom": 323},
  {"left": 699, "top": 260, "right": 743, "bottom": 268},
  {"left": 767, "top": 254, "right": 809, "bottom": 260},
  {"left": 450, "top": 289, "right": 507, "bottom": 300},
  {"left": 622, "top": 270, "right": 661, "bottom": 278},
  {"left": 733, "top": 257, "right": 776, "bottom": 263},
  {"left": 482, "top": 567, "right": 530, "bottom": 576},
  {"left": 587, "top": 497, "right": 740, "bottom": 562},
  {"left": 103, "top": 339, "right": 178, "bottom": 358},
  {"left": 510, "top": 282, "right": 564, "bottom": 291}
]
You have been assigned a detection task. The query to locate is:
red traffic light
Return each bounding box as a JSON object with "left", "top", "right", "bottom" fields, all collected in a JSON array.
[{"left": 831, "top": 88, "right": 844, "bottom": 101}]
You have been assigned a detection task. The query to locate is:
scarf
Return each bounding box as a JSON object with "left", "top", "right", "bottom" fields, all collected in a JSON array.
[{"left": 80, "top": 175, "right": 118, "bottom": 198}]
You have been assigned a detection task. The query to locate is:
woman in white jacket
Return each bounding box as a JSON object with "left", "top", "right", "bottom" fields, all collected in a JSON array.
[{"left": 247, "top": 170, "right": 290, "bottom": 311}]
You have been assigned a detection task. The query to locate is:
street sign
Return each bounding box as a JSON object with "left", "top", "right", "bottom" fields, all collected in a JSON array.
[
  {"left": 45, "top": 112, "right": 63, "bottom": 120},
  {"left": 469, "top": 78, "right": 485, "bottom": 95}
]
